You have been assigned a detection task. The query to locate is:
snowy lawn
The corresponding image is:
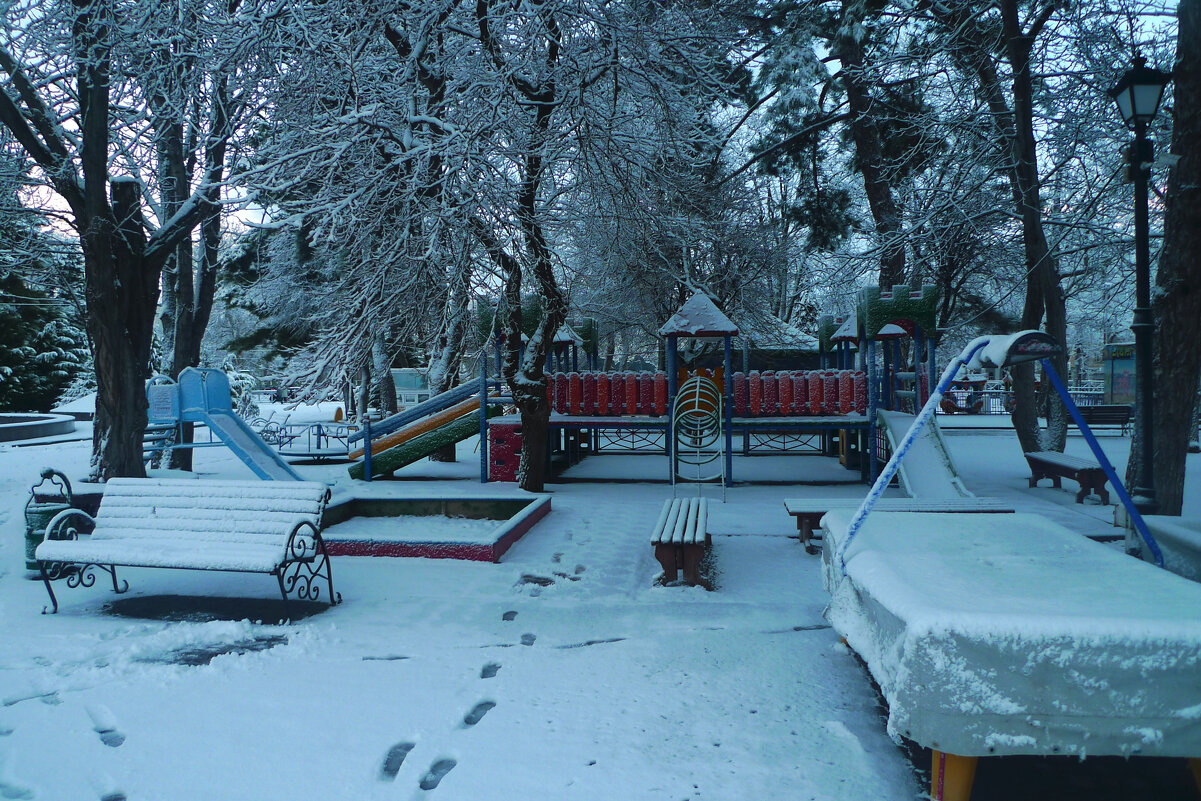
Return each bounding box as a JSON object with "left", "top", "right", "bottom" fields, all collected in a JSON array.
[{"left": 0, "top": 423, "right": 1197, "bottom": 799}]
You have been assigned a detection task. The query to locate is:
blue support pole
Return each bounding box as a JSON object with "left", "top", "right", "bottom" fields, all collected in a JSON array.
[
  {"left": 1040, "top": 359, "right": 1163, "bottom": 566},
  {"left": 867, "top": 339, "right": 878, "bottom": 481},
  {"left": 724, "top": 335, "right": 733, "bottom": 487},
  {"left": 914, "top": 329, "right": 926, "bottom": 406},
  {"left": 362, "top": 418, "right": 372, "bottom": 482},
  {"left": 479, "top": 361, "right": 489, "bottom": 483},
  {"left": 666, "top": 338, "right": 678, "bottom": 482}
]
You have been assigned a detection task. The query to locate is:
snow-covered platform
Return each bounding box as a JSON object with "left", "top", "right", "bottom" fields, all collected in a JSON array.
[
  {"left": 322, "top": 492, "right": 550, "bottom": 562},
  {"left": 821, "top": 510, "right": 1201, "bottom": 760}
]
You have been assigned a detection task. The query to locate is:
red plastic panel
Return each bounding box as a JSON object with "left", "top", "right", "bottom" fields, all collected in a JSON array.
[
  {"left": 568, "top": 372, "right": 582, "bottom": 416},
  {"left": 487, "top": 421, "right": 522, "bottom": 482},
  {"left": 553, "top": 373, "right": 568, "bottom": 414},
  {"left": 625, "top": 374, "right": 638, "bottom": 416},
  {"left": 794, "top": 371, "right": 808, "bottom": 412},
  {"left": 732, "top": 372, "right": 747, "bottom": 416},
  {"left": 640, "top": 372, "right": 654, "bottom": 415},
  {"left": 597, "top": 374, "right": 612, "bottom": 415},
  {"left": 822, "top": 373, "right": 838, "bottom": 415},
  {"left": 582, "top": 373, "right": 597, "bottom": 415},
  {"left": 838, "top": 370, "right": 854, "bottom": 415},
  {"left": 778, "top": 373, "right": 793, "bottom": 417},
  {"left": 808, "top": 372, "right": 823, "bottom": 415},
  {"left": 749, "top": 372, "right": 762, "bottom": 416},
  {"left": 653, "top": 372, "right": 667, "bottom": 417},
  {"left": 854, "top": 371, "right": 867, "bottom": 415},
  {"left": 762, "top": 372, "right": 778, "bottom": 416}
]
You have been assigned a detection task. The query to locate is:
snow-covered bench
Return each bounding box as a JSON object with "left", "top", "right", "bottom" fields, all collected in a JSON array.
[
  {"left": 651, "top": 497, "right": 709, "bottom": 586},
  {"left": 1024, "top": 451, "right": 1110, "bottom": 504},
  {"left": 821, "top": 510, "right": 1201, "bottom": 801},
  {"left": 35, "top": 478, "right": 340, "bottom": 614},
  {"left": 783, "top": 497, "right": 1014, "bottom": 554}
]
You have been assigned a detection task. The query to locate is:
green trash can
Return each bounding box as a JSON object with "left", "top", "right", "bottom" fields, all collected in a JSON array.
[{"left": 24, "top": 469, "right": 74, "bottom": 573}]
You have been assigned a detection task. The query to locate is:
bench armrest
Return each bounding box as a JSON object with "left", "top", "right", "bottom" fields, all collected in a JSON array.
[
  {"left": 42, "top": 508, "right": 96, "bottom": 545},
  {"left": 284, "top": 518, "right": 323, "bottom": 561}
]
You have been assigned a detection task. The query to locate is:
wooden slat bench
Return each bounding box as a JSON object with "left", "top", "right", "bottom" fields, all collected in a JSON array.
[
  {"left": 1024, "top": 451, "right": 1111, "bottom": 504},
  {"left": 784, "top": 498, "right": 1015, "bottom": 554},
  {"left": 651, "top": 497, "right": 710, "bottom": 586},
  {"left": 35, "top": 478, "right": 341, "bottom": 614},
  {"left": 1074, "top": 404, "right": 1133, "bottom": 435}
]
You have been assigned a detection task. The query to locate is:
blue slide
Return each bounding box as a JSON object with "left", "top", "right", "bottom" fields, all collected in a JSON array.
[{"left": 161, "top": 368, "right": 303, "bottom": 480}]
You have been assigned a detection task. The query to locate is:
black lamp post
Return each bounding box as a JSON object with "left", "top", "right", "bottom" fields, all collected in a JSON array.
[{"left": 1107, "top": 56, "right": 1171, "bottom": 515}]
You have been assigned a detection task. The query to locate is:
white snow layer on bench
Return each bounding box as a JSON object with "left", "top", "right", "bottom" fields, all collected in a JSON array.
[{"left": 820, "top": 510, "right": 1201, "bottom": 758}]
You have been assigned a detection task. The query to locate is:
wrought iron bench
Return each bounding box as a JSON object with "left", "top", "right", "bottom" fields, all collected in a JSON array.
[
  {"left": 784, "top": 498, "right": 1015, "bottom": 555},
  {"left": 35, "top": 478, "right": 340, "bottom": 614},
  {"left": 651, "top": 497, "right": 709, "bottom": 586},
  {"left": 1024, "top": 451, "right": 1111, "bottom": 504}
]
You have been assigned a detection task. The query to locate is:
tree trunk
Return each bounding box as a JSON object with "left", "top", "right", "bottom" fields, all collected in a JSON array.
[
  {"left": 838, "top": 0, "right": 905, "bottom": 288},
  {"left": 85, "top": 180, "right": 161, "bottom": 480},
  {"left": 1151, "top": 0, "right": 1201, "bottom": 515},
  {"left": 1001, "top": 0, "right": 1069, "bottom": 454}
]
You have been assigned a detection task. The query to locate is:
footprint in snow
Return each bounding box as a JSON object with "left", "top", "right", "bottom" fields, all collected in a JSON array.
[
  {"left": 520, "top": 633, "right": 536, "bottom": 646},
  {"left": 480, "top": 662, "right": 500, "bottom": 679},
  {"left": 0, "top": 752, "right": 34, "bottom": 800},
  {"left": 461, "top": 702, "right": 495, "bottom": 728},
  {"left": 501, "top": 610, "right": 517, "bottom": 622},
  {"left": 86, "top": 704, "right": 125, "bottom": 748},
  {"left": 418, "top": 758, "right": 456, "bottom": 791},
  {"left": 379, "top": 742, "right": 415, "bottom": 780}
]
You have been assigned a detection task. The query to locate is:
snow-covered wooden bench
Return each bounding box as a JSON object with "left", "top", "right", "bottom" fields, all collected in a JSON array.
[
  {"left": 1075, "top": 404, "right": 1133, "bottom": 435},
  {"left": 1024, "top": 451, "right": 1110, "bottom": 504},
  {"left": 651, "top": 497, "right": 709, "bottom": 586},
  {"left": 35, "top": 478, "right": 340, "bottom": 614},
  {"left": 784, "top": 498, "right": 1014, "bottom": 554}
]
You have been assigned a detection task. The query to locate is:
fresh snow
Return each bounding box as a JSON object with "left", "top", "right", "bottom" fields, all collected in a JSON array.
[{"left": 0, "top": 414, "right": 1198, "bottom": 799}]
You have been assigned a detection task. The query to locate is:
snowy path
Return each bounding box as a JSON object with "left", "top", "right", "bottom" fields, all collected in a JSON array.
[{"left": 1, "top": 427, "right": 1197, "bottom": 799}]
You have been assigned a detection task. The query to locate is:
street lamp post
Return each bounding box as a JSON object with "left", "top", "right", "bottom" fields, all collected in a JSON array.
[{"left": 1107, "top": 56, "right": 1172, "bottom": 516}]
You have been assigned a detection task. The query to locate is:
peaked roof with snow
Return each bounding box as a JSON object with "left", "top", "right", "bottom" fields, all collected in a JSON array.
[
  {"left": 658, "top": 293, "right": 740, "bottom": 337},
  {"left": 553, "top": 325, "right": 584, "bottom": 345}
]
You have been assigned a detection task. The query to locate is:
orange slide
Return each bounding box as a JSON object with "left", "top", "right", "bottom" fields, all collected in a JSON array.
[{"left": 349, "top": 396, "right": 487, "bottom": 460}]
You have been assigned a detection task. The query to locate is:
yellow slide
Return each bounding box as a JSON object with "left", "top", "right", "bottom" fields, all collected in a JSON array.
[{"left": 349, "top": 396, "right": 486, "bottom": 460}]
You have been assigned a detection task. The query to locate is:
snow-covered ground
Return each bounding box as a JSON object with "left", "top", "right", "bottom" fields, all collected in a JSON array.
[{"left": 0, "top": 420, "right": 1197, "bottom": 800}]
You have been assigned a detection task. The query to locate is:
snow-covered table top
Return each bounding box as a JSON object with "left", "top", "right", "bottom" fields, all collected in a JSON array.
[{"left": 821, "top": 510, "right": 1201, "bottom": 757}]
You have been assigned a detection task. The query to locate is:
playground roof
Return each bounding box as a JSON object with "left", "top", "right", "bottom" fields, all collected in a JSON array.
[
  {"left": 831, "top": 316, "right": 859, "bottom": 343},
  {"left": 658, "top": 293, "right": 740, "bottom": 337},
  {"left": 553, "top": 325, "right": 584, "bottom": 345}
]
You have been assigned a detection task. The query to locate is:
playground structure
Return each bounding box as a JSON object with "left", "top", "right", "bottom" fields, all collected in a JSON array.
[
  {"left": 819, "top": 331, "right": 1201, "bottom": 801},
  {"left": 147, "top": 368, "right": 303, "bottom": 481},
  {"left": 484, "top": 294, "right": 873, "bottom": 487}
]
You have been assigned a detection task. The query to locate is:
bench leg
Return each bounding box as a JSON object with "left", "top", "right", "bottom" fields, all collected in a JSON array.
[
  {"left": 800, "top": 518, "right": 820, "bottom": 556},
  {"left": 654, "top": 544, "right": 678, "bottom": 582},
  {"left": 38, "top": 562, "right": 59, "bottom": 615},
  {"left": 681, "top": 545, "right": 705, "bottom": 586},
  {"left": 930, "top": 751, "right": 977, "bottom": 801}
]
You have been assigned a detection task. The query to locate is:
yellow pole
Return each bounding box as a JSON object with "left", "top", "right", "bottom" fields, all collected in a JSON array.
[{"left": 930, "top": 751, "right": 977, "bottom": 801}]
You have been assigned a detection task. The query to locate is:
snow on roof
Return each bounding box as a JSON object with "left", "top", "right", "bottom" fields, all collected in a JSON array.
[
  {"left": 874, "top": 323, "right": 908, "bottom": 340},
  {"left": 553, "top": 325, "right": 584, "bottom": 345},
  {"left": 658, "top": 293, "right": 740, "bottom": 337},
  {"left": 831, "top": 316, "right": 859, "bottom": 343}
]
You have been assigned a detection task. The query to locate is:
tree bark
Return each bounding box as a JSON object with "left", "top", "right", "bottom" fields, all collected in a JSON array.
[
  {"left": 1151, "top": 0, "right": 1201, "bottom": 515},
  {"left": 1000, "top": 0, "right": 1069, "bottom": 454},
  {"left": 838, "top": 0, "right": 906, "bottom": 288}
]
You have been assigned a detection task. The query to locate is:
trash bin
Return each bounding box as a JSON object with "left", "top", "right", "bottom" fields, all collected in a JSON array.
[{"left": 24, "top": 469, "right": 74, "bottom": 573}]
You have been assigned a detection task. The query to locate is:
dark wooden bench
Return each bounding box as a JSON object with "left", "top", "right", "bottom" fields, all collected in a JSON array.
[
  {"left": 1024, "top": 451, "right": 1110, "bottom": 504},
  {"left": 651, "top": 497, "right": 709, "bottom": 586},
  {"left": 1074, "top": 404, "right": 1132, "bottom": 435},
  {"left": 784, "top": 498, "right": 1015, "bottom": 554},
  {"left": 35, "top": 478, "right": 341, "bottom": 613}
]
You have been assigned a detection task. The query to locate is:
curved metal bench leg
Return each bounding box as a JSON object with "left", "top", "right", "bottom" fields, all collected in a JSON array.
[{"left": 39, "top": 563, "right": 59, "bottom": 615}]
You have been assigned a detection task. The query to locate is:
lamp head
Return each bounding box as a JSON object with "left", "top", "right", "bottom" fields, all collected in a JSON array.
[{"left": 1107, "top": 56, "right": 1172, "bottom": 129}]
